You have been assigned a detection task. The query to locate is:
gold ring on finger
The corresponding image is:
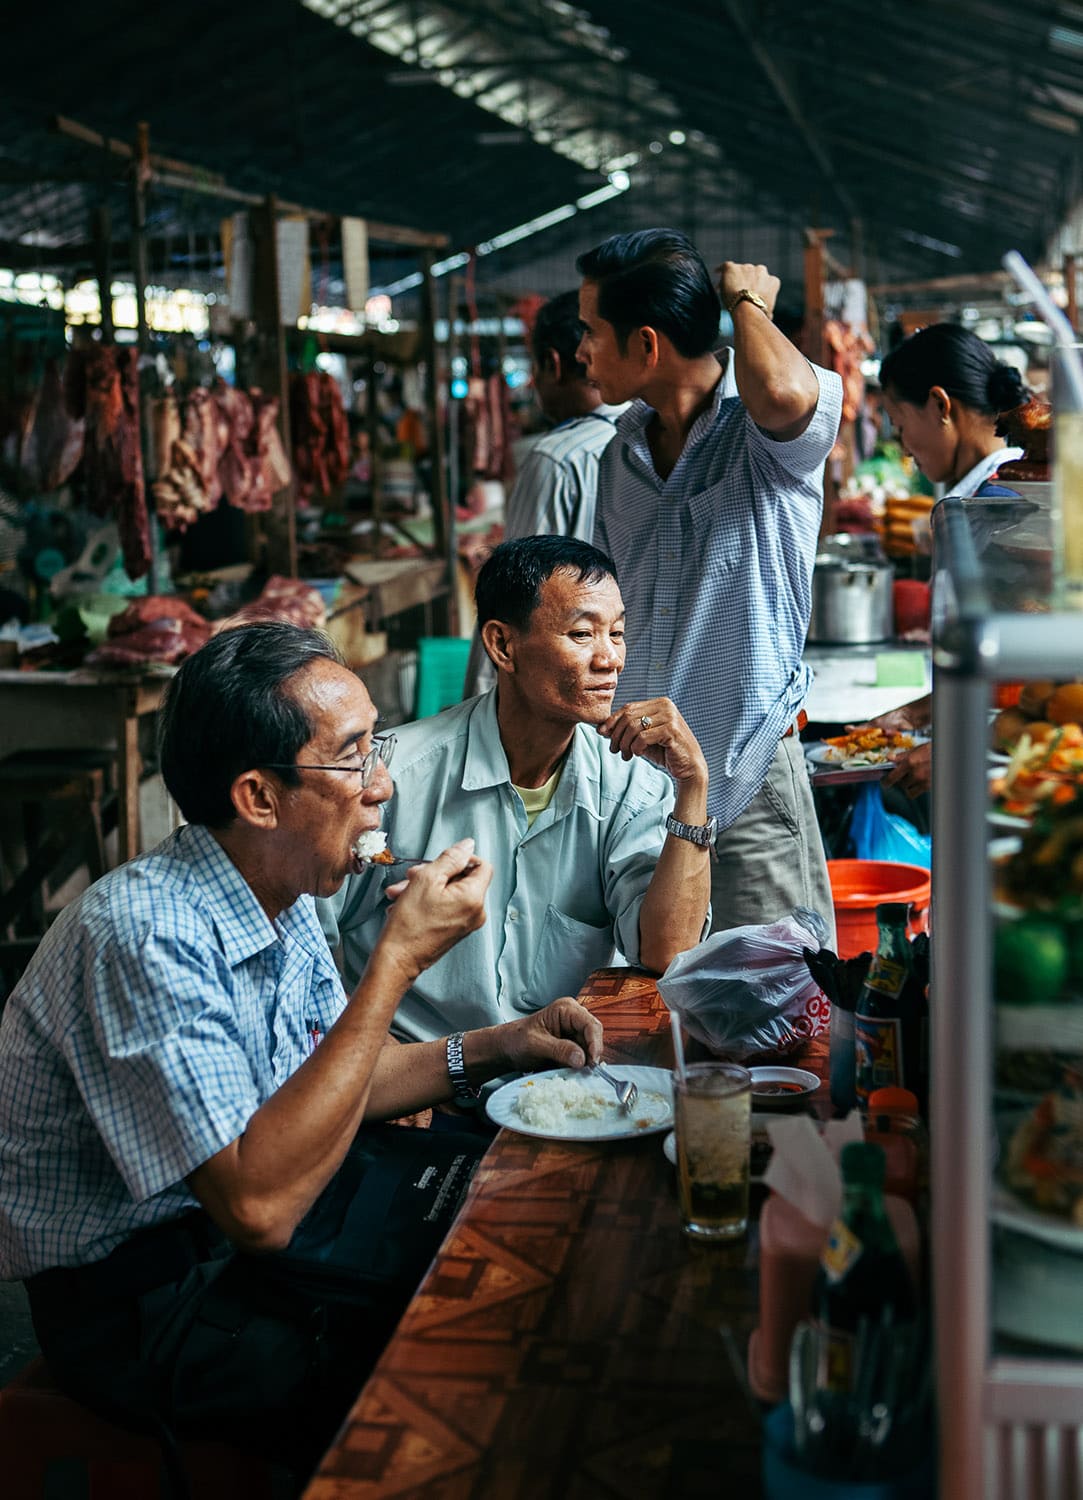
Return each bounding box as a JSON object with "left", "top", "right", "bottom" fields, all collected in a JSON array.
[{"left": 640, "top": 714, "right": 653, "bottom": 730}]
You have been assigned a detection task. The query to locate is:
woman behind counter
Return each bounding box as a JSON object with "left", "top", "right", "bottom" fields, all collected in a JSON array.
[{"left": 860, "top": 324, "right": 1030, "bottom": 796}]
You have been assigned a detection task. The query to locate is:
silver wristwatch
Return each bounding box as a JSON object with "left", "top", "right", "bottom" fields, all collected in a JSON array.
[
  {"left": 446, "top": 1031, "right": 481, "bottom": 1104},
  {"left": 665, "top": 812, "right": 719, "bottom": 848}
]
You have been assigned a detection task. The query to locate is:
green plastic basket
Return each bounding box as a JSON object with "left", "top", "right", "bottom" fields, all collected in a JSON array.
[{"left": 414, "top": 637, "right": 471, "bottom": 720}]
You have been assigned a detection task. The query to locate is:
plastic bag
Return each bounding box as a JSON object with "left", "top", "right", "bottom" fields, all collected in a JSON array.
[
  {"left": 850, "top": 781, "right": 931, "bottom": 870},
  {"left": 657, "top": 906, "right": 833, "bottom": 1061}
]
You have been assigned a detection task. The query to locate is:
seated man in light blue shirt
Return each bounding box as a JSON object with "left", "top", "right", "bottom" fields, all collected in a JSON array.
[{"left": 320, "top": 534, "right": 713, "bottom": 1041}]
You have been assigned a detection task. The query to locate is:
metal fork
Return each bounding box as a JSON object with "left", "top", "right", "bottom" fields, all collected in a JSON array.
[{"left": 590, "top": 1062, "right": 638, "bottom": 1114}]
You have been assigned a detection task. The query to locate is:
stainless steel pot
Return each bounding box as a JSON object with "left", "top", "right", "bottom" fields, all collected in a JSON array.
[{"left": 807, "top": 537, "right": 894, "bottom": 644}]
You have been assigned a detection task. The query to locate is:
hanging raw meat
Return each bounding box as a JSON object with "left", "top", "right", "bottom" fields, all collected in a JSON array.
[
  {"left": 289, "top": 372, "right": 349, "bottom": 501},
  {"left": 182, "top": 387, "right": 223, "bottom": 506},
  {"left": 214, "top": 381, "right": 256, "bottom": 509},
  {"left": 19, "top": 360, "right": 85, "bottom": 493},
  {"left": 64, "top": 346, "right": 151, "bottom": 581},
  {"left": 242, "top": 389, "right": 291, "bottom": 511}
]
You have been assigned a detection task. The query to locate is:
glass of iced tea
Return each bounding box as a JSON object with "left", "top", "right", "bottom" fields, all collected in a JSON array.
[{"left": 673, "top": 1061, "right": 752, "bottom": 1240}]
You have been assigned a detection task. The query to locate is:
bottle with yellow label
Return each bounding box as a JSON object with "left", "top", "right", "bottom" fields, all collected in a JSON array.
[
  {"left": 854, "top": 902, "right": 927, "bottom": 1111},
  {"left": 810, "top": 1141, "right": 917, "bottom": 1441}
]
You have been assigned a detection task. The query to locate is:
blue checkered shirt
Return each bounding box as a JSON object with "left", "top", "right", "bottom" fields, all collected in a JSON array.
[
  {"left": 0, "top": 824, "right": 347, "bottom": 1278},
  {"left": 594, "top": 364, "right": 842, "bottom": 827}
]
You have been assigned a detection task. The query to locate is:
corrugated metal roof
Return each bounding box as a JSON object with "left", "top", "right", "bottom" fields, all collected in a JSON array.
[{"left": 0, "top": 0, "right": 1079, "bottom": 301}]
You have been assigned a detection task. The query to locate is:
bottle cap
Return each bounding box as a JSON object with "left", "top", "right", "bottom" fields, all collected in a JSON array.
[
  {"left": 875, "top": 902, "right": 910, "bottom": 926},
  {"left": 840, "top": 1140, "right": 886, "bottom": 1186},
  {"left": 868, "top": 1087, "right": 919, "bottom": 1116}
]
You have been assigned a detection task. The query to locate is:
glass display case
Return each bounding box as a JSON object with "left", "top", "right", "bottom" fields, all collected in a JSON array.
[{"left": 931, "top": 488, "right": 1083, "bottom": 1500}]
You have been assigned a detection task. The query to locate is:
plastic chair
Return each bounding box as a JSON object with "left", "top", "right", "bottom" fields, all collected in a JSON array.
[{"left": 413, "top": 636, "right": 471, "bottom": 720}]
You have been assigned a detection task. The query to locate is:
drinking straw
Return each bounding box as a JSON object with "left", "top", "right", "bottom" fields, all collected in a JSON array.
[
  {"left": 1002, "top": 250, "right": 1083, "bottom": 408},
  {"left": 669, "top": 1010, "right": 687, "bottom": 1080}
]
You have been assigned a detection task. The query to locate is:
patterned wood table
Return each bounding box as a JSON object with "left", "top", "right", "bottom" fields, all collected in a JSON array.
[{"left": 305, "top": 969, "right": 830, "bottom": 1500}]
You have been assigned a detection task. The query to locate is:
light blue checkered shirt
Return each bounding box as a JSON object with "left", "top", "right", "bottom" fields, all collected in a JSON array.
[
  {"left": 594, "top": 363, "right": 842, "bottom": 828},
  {"left": 0, "top": 824, "right": 347, "bottom": 1278}
]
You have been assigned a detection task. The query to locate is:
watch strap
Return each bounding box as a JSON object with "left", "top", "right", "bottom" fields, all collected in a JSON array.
[
  {"left": 446, "top": 1031, "right": 481, "bottom": 1103},
  {"left": 726, "top": 287, "right": 772, "bottom": 319},
  {"left": 665, "top": 812, "right": 718, "bottom": 848}
]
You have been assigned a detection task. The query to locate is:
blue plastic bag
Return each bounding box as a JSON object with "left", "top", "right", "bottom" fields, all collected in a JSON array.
[{"left": 850, "top": 781, "right": 931, "bottom": 869}]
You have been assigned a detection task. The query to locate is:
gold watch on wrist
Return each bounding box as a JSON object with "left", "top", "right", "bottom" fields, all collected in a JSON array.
[{"left": 726, "top": 287, "right": 772, "bottom": 319}]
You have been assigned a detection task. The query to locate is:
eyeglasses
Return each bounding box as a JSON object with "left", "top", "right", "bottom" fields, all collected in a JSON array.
[{"left": 264, "top": 733, "right": 396, "bottom": 788}]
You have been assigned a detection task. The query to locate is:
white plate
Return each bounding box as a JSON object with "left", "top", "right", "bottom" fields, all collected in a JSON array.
[
  {"left": 748, "top": 1065, "right": 820, "bottom": 1108},
  {"left": 805, "top": 734, "right": 928, "bottom": 770},
  {"left": 991, "top": 1183, "right": 1083, "bottom": 1255},
  {"left": 486, "top": 1066, "right": 673, "bottom": 1141}
]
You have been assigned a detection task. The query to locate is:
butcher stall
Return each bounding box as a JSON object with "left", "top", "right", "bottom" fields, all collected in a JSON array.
[{"left": 0, "top": 118, "right": 464, "bottom": 998}]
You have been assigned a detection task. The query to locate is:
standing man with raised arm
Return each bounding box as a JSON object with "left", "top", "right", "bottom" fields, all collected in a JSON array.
[{"left": 576, "top": 229, "right": 843, "bottom": 936}]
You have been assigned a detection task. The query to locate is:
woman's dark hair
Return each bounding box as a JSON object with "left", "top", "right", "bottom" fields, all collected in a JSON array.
[
  {"left": 476, "top": 535, "right": 618, "bottom": 634},
  {"left": 532, "top": 290, "right": 588, "bottom": 380},
  {"left": 158, "top": 622, "right": 345, "bottom": 827},
  {"left": 576, "top": 229, "right": 721, "bottom": 359},
  {"left": 878, "top": 323, "right": 1027, "bottom": 415}
]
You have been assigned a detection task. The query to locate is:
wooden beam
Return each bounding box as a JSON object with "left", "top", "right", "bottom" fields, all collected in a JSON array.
[
  {"left": 51, "top": 113, "right": 448, "bottom": 249},
  {"left": 868, "top": 270, "right": 1012, "bottom": 296}
]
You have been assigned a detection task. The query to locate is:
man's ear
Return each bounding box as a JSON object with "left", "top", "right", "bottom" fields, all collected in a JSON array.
[
  {"left": 480, "top": 618, "right": 517, "bottom": 673},
  {"left": 545, "top": 349, "right": 562, "bottom": 384},
  {"left": 231, "top": 769, "right": 281, "bottom": 830},
  {"left": 636, "top": 325, "right": 661, "bottom": 369}
]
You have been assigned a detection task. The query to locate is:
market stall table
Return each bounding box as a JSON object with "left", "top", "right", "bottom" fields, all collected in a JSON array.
[
  {"left": 304, "top": 968, "right": 830, "bottom": 1500},
  {"left": 0, "top": 667, "right": 170, "bottom": 863}
]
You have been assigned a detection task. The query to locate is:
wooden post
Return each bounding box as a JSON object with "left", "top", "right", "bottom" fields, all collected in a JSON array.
[
  {"left": 366, "top": 348, "right": 383, "bottom": 560},
  {"left": 421, "top": 249, "right": 455, "bottom": 633},
  {"left": 802, "top": 227, "right": 831, "bottom": 368},
  {"left": 250, "top": 195, "right": 296, "bottom": 576},
  {"left": 91, "top": 204, "right": 114, "bottom": 345},
  {"left": 128, "top": 122, "right": 158, "bottom": 594}
]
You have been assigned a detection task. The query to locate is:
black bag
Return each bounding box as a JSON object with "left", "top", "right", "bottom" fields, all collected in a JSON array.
[{"left": 260, "top": 1121, "right": 484, "bottom": 1305}]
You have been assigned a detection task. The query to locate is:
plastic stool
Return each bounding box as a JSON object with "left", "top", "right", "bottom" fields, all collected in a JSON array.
[
  {"left": 0, "top": 1356, "right": 278, "bottom": 1499},
  {"left": 413, "top": 636, "right": 471, "bottom": 719}
]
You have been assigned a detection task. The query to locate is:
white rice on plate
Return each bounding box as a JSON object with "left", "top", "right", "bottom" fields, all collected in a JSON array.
[{"left": 515, "top": 1075, "right": 610, "bottom": 1128}]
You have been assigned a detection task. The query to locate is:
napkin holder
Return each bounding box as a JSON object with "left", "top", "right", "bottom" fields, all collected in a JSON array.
[{"left": 747, "top": 1115, "right": 920, "bottom": 1404}]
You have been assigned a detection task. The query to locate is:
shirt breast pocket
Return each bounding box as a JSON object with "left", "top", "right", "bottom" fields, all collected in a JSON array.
[
  {"left": 524, "top": 904, "right": 616, "bottom": 1011},
  {"left": 685, "top": 485, "right": 743, "bottom": 574}
]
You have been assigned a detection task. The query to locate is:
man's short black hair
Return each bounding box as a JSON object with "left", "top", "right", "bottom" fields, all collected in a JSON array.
[
  {"left": 475, "top": 535, "right": 618, "bottom": 635},
  {"left": 576, "top": 228, "right": 721, "bottom": 359},
  {"left": 158, "top": 622, "right": 345, "bottom": 828},
  {"left": 531, "top": 290, "right": 588, "bottom": 381}
]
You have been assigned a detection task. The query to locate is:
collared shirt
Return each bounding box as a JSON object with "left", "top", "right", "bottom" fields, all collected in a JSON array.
[
  {"left": 503, "top": 403, "right": 626, "bottom": 543},
  {"left": 0, "top": 824, "right": 346, "bottom": 1279},
  {"left": 594, "top": 362, "right": 842, "bottom": 828},
  {"left": 318, "top": 689, "right": 675, "bottom": 1041},
  {"left": 946, "top": 446, "right": 1024, "bottom": 500}
]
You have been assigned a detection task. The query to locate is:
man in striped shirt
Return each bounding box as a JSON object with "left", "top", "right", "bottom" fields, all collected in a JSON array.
[
  {"left": 577, "top": 229, "right": 843, "bottom": 938},
  {"left": 466, "top": 290, "right": 626, "bottom": 696}
]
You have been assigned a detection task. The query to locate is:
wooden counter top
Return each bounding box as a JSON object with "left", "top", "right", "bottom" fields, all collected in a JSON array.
[{"left": 305, "top": 970, "right": 830, "bottom": 1500}]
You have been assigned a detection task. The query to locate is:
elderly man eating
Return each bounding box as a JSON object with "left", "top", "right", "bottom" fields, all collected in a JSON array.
[
  {"left": 320, "top": 534, "right": 712, "bottom": 1053},
  {"left": 0, "top": 621, "right": 602, "bottom": 1486}
]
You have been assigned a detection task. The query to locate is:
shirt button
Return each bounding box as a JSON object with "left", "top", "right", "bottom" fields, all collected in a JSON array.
[
  {"left": 652, "top": 662, "right": 664, "bottom": 671},
  {"left": 665, "top": 551, "right": 677, "bottom": 561},
  {"left": 659, "top": 606, "right": 672, "bottom": 616},
  {"left": 508, "top": 909, "right": 519, "bottom": 922}
]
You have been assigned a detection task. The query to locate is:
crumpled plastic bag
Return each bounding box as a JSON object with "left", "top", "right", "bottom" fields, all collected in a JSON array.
[
  {"left": 850, "top": 780, "right": 931, "bottom": 869},
  {"left": 657, "top": 906, "right": 832, "bottom": 1061}
]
